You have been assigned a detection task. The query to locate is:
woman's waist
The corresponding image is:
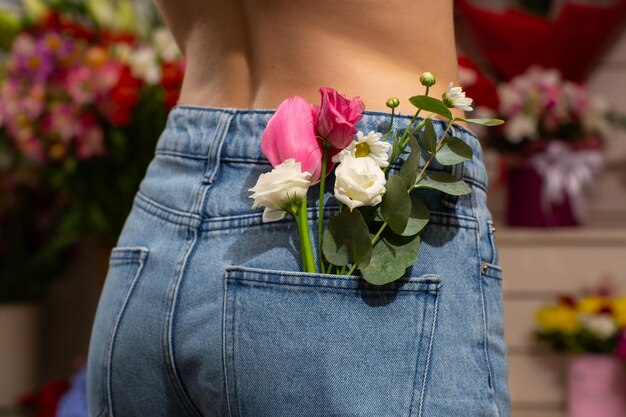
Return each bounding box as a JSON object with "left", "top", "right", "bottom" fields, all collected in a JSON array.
[{"left": 177, "top": 65, "right": 465, "bottom": 117}]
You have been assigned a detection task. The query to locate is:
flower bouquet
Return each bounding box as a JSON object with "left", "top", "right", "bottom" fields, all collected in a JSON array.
[
  {"left": 490, "top": 66, "right": 609, "bottom": 227},
  {"left": 0, "top": 0, "right": 184, "bottom": 243},
  {"left": 249, "top": 73, "right": 503, "bottom": 284},
  {"left": 535, "top": 291, "right": 626, "bottom": 417}
]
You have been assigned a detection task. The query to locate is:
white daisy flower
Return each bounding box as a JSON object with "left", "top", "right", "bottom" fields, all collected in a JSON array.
[
  {"left": 442, "top": 82, "right": 474, "bottom": 112},
  {"left": 332, "top": 131, "right": 392, "bottom": 168}
]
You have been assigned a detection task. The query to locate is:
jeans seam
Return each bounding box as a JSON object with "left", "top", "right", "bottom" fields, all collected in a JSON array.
[
  {"left": 162, "top": 227, "right": 204, "bottom": 417},
  {"left": 471, "top": 190, "right": 499, "bottom": 411},
  {"left": 417, "top": 292, "right": 439, "bottom": 417},
  {"left": 222, "top": 276, "right": 235, "bottom": 417},
  {"left": 104, "top": 249, "right": 148, "bottom": 417}
]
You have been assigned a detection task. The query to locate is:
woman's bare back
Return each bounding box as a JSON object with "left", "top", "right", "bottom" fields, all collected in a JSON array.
[{"left": 155, "top": 0, "right": 463, "bottom": 116}]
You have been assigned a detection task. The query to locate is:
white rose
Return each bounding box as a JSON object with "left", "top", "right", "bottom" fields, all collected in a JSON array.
[
  {"left": 332, "top": 131, "right": 392, "bottom": 168},
  {"left": 334, "top": 156, "right": 386, "bottom": 211},
  {"left": 249, "top": 159, "right": 312, "bottom": 222}
]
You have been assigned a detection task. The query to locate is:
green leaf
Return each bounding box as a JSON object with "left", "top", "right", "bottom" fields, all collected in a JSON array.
[
  {"left": 0, "top": 9, "right": 21, "bottom": 50},
  {"left": 435, "top": 136, "right": 473, "bottom": 166},
  {"left": 408, "top": 96, "right": 453, "bottom": 120},
  {"left": 422, "top": 118, "right": 437, "bottom": 155},
  {"left": 380, "top": 175, "right": 411, "bottom": 234},
  {"left": 398, "top": 135, "right": 421, "bottom": 190},
  {"left": 415, "top": 171, "right": 471, "bottom": 195},
  {"left": 360, "top": 234, "right": 421, "bottom": 285},
  {"left": 458, "top": 118, "right": 505, "bottom": 126},
  {"left": 322, "top": 210, "right": 372, "bottom": 267},
  {"left": 401, "top": 197, "right": 431, "bottom": 236}
]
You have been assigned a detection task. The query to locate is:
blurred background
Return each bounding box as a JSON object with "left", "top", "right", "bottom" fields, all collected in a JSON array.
[{"left": 0, "top": 0, "right": 624, "bottom": 416}]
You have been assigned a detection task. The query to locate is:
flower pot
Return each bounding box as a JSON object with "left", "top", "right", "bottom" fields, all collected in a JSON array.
[
  {"left": 506, "top": 160, "right": 579, "bottom": 227},
  {"left": 568, "top": 355, "right": 626, "bottom": 417},
  {"left": 504, "top": 141, "right": 603, "bottom": 227},
  {"left": 0, "top": 303, "right": 40, "bottom": 408}
]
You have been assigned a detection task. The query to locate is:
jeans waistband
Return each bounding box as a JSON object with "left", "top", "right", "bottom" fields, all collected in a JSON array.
[{"left": 155, "top": 105, "right": 489, "bottom": 191}]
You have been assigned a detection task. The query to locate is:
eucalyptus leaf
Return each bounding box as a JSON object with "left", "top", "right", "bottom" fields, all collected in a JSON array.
[
  {"left": 380, "top": 175, "right": 411, "bottom": 234},
  {"left": 401, "top": 197, "right": 431, "bottom": 236},
  {"left": 356, "top": 206, "right": 378, "bottom": 223},
  {"left": 408, "top": 95, "right": 453, "bottom": 120},
  {"left": 322, "top": 210, "right": 372, "bottom": 267},
  {"left": 360, "top": 234, "right": 421, "bottom": 285},
  {"left": 436, "top": 136, "right": 473, "bottom": 166},
  {"left": 458, "top": 118, "right": 505, "bottom": 126},
  {"left": 422, "top": 118, "right": 437, "bottom": 155},
  {"left": 414, "top": 171, "right": 471, "bottom": 195},
  {"left": 398, "top": 135, "right": 421, "bottom": 189}
]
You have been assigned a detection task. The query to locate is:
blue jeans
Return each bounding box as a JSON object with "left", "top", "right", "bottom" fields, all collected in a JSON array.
[{"left": 87, "top": 106, "right": 510, "bottom": 417}]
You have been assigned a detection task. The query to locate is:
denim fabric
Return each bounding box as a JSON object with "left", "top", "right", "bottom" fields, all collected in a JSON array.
[{"left": 87, "top": 106, "right": 510, "bottom": 417}]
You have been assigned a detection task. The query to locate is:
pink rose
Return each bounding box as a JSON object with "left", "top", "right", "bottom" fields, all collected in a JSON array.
[
  {"left": 261, "top": 96, "right": 324, "bottom": 183},
  {"left": 315, "top": 87, "right": 365, "bottom": 149}
]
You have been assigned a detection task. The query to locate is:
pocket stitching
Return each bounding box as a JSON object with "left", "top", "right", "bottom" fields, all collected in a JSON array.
[
  {"left": 103, "top": 247, "right": 149, "bottom": 417},
  {"left": 226, "top": 265, "right": 441, "bottom": 293}
]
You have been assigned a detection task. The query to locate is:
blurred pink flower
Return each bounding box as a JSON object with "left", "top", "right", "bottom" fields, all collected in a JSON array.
[
  {"left": 76, "top": 112, "right": 105, "bottom": 159},
  {"left": 261, "top": 96, "right": 323, "bottom": 183},
  {"left": 42, "top": 103, "right": 79, "bottom": 142},
  {"left": 66, "top": 67, "right": 96, "bottom": 105},
  {"left": 315, "top": 87, "right": 364, "bottom": 149}
]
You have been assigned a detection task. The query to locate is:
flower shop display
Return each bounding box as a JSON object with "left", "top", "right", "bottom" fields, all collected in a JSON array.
[
  {"left": 458, "top": 0, "right": 626, "bottom": 82},
  {"left": 536, "top": 291, "right": 626, "bottom": 417},
  {"left": 249, "top": 73, "right": 503, "bottom": 282},
  {"left": 0, "top": 0, "right": 184, "bottom": 240},
  {"left": 490, "top": 66, "right": 609, "bottom": 227},
  {"left": 0, "top": 0, "right": 183, "bottom": 408}
]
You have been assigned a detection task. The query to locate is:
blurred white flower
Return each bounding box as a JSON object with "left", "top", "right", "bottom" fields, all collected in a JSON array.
[
  {"left": 128, "top": 46, "right": 161, "bottom": 84},
  {"left": 332, "top": 131, "right": 392, "bottom": 168},
  {"left": 152, "top": 28, "right": 180, "bottom": 62},
  {"left": 579, "top": 314, "right": 618, "bottom": 339},
  {"left": 505, "top": 114, "right": 538, "bottom": 143},
  {"left": 334, "top": 156, "right": 386, "bottom": 211},
  {"left": 249, "top": 159, "right": 312, "bottom": 222},
  {"left": 111, "top": 43, "right": 133, "bottom": 64}
]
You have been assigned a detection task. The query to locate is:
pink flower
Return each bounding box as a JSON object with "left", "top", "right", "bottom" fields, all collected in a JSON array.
[
  {"left": 43, "top": 103, "right": 79, "bottom": 142},
  {"left": 315, "top": 87, "right": 365, "bottom": 149},
  {"left": 261, "top": 96, "right": 324, "bottom": 183},
  {"left": 75, "top": 112, "right": 105, "bottom": 159},
  {"left": 616, "top": 329, "right": 626, "bottom": 360}
]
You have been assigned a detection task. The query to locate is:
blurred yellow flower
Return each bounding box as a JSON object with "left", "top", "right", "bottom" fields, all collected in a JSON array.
[
  {"left": 577, "top": 295, "right": 606, "bottom": 314},
  {"left": 536, "top": 305, "right": 578, "bottom": 333},
  {"left": 612, "top": 297, "right": 626, "bottom": 328}
]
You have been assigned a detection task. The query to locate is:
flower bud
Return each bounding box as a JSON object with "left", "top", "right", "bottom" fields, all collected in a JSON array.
[
  {"left": 420, "top": 72, "right": 436, "bottom": 87},
  {"left": 386, "top": 97, "right": 400, "bottom": 109}
]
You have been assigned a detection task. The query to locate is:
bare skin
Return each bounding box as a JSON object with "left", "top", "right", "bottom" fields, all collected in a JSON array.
[{"left": 154, "top": 0, "right": 464, "bottom": 118}]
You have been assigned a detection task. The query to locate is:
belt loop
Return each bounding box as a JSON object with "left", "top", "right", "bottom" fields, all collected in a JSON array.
[{"left": 202, "top": 111, "right": 234, "bottom": 185}]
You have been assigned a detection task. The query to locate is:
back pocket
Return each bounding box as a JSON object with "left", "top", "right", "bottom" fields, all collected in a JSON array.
[{"left": 223, "top": 266, "right": 441, "bottom": 417}]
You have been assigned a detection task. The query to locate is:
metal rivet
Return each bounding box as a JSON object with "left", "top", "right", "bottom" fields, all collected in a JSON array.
[
  {"left": 491, "top": 225, "right": 496, "bottom": 234},
  {"left": 481, "top": 263, "right": 489, "bottom": 274}
]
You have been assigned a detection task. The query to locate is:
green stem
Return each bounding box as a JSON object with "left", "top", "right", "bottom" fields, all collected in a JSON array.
[
  {"left": 318, "top": 143, "right": 331, "bottom": 273},
  {"left": 295, "top": 198, "right": 316, "bottom": 273}
]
